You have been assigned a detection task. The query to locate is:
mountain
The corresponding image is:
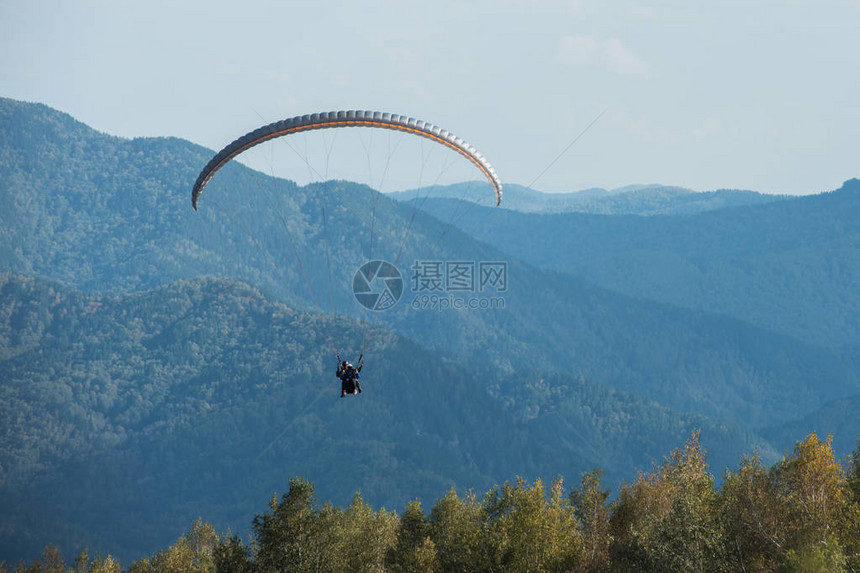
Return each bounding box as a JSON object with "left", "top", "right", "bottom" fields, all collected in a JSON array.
[
  {"left": 409, "top": 179, "right": 860, "bottom": 348},
  {"left": 760, "top": 396, "right": 860, "bottom": 458},
  {"left": 2, "top": 97, "right": 859, "bottom": 563},
  {"left": 0, "top": 274, "right": 771, "bottom": 563},
  {"left": 389, "top": 181, "right": 781, "bottom": 215},
  {"left": 2, "top": 97, "right": 857, "bottom": 431}
]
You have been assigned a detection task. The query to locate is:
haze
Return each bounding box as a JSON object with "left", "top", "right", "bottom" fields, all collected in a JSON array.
[{"left": 3, "top": 0, "right": 857, "bottom": 195}]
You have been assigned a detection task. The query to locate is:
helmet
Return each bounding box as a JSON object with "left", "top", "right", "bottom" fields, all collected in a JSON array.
[{"left": 342, "top": 360, "right": 348, "bottom": 367}]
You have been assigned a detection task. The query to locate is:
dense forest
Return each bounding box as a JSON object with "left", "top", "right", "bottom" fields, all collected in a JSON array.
[
  {"left": 0, "top": 273, "right": 769, "bottom": 563},
  {"left": 412, "top": 179, "right": 860, "bottom": 348},
  {"left": 6, "top": 432, "right": 859, "bottom": 572}
]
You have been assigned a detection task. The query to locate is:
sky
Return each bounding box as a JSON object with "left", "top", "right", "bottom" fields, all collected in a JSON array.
[{"left": 2, "top": 0, "right": 858, "bottom": 195}]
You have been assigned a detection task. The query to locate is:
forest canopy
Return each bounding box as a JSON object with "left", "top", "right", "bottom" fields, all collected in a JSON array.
[{"left": 7, "top": 432, "right": 860, "bottom": 573}]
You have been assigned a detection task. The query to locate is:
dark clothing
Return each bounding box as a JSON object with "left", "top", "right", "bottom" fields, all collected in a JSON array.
[{"left": 337, "top": 364, "right": 362, "bottom": 396}]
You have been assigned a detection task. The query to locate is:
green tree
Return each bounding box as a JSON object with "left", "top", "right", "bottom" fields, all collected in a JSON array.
[
  {"left": 844, "top": 438, "right": 860, "bottom": 571},
  {"left": 482, "top": 477, "right": 582, "bottom": 573},
  {"left": 777, "top": 434, "right": 845, "bottom": 545},
  {"left": 213, "top": 535, "right": 252, "bottom": 573},
  {"left": 335, "top": 492, "right": 397, "bottom": 573},
  {"left": 254, "top": 478, "right": 326, "bottom": 572},
  {"left": 722, "top": 433, "right": 852, "bottom": 572},
  {"left": 72, "top": 549, "right": 90, "bottom": 573},
  {"left": 609, "top": 432, "right": 723, "bottom": 572},
  {"left": 570, "top": 468, "right": 611, "bottom": 572},
  {"left": 720, "top": 452, "right": 784, "bottom": 572},
  {"left": 84, "top": 555, "right": 121, "bottom": 573},
  {"left": 385, "top": 500, "right": 438, "bottom": 573},
  {"left": 428, "top": 488, "right": 487, "bottom": 573},
  {"left": 848, "top": 438, "right": 860, "bottom": 502},
  {"left": 782, "top": 542, "right": 847, "bottom": 573},
  {"left": 13, "top": 545, "right": 64, "bottom": 573},
  {"left": 773, "top": 433, "right": 848, "bottom": 573},
  {"left": 129, "top": 519, "right": 218, "bottom": 573}
]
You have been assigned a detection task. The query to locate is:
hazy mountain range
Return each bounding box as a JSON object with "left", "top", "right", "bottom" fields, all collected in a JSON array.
[
  {"left": 406, "top": 179, "right": 860, "bottom": 348},
  {"left": 1, "top": 97, "right": 858, "bottom": 564},
  {"left": 389, "top": 181, "right": 782, "bottom": 215}
]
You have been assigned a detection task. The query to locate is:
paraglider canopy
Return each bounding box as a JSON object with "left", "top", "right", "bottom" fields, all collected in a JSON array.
[{"left": 191, "top": 110, "right": 502, "bottom": 209}]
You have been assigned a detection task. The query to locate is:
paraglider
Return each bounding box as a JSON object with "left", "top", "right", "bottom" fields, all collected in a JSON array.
[
  {"left": 191, "top": 110, "right": 502, "bottom": 210},
  {"left": 191, "top": 111, "right": 502, "bottom": 398},
  {"left": 337, "top": 355, "right": 363, "bottom": 397}
]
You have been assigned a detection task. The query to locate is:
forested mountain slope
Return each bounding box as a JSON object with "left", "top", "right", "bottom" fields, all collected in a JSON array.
[
  {"left": 2, "top": 98, "right": 857, "bottom": 431},
  {"left": 0, "top": 274, "right": 770, "bottom": 563},
  {"left": 411, "top": 179, "right": 860, "bottom": 348}
]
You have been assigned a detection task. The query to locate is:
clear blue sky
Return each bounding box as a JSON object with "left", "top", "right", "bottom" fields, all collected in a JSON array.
[{"left": 3, "top": 0, "right": 857, "bottom": 195}]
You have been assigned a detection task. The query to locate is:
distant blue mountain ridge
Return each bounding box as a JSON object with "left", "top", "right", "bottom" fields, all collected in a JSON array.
[{"left": 389, "top": 181, "right": 783, "bottom": 215}]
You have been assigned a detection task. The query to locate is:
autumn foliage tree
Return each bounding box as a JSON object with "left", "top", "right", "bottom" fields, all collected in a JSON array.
[{"left": 608, "top": 432, "right": 724, "bottom": 572}]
